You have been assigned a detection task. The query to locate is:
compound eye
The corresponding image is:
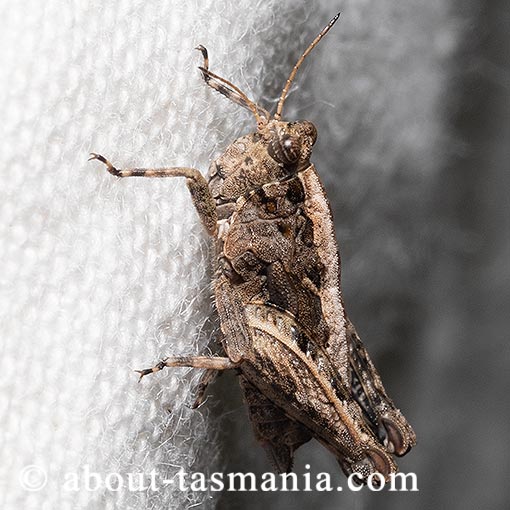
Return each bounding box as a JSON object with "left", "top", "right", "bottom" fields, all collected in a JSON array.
[
  {"left": 268, "top": 132, "right": 301, "bottom": 165},
  {"left": 301, "top": 121, "right": 317, "bottom": 145}
]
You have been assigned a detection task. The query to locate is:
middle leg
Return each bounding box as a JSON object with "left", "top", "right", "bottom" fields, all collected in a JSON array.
[
  {"left": 89, "top": 153, "right": 217, "bottom": 235},
  {"left": 136, "top": 355, "right": 239, "bottom": 380}
]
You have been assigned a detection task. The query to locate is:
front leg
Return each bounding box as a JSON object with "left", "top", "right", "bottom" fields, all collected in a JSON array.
[{"left": 89, "top": 153, "right": 217, "bottom": 236}]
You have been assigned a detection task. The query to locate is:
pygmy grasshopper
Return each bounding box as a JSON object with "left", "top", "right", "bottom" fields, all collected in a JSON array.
[{"left": 90, "top": 13, "right": 416, "bottom": 483}]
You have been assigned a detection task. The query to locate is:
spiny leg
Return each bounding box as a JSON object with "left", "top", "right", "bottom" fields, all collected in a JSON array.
[
  {"left": 195, "top": 45, "right": 269, "bottom": 122},
  {"left": 136, "top": 356, "right": 239, "bottom": 381},
  {"left": 89, "top": 153, "right": 217, "bottom": 236}
]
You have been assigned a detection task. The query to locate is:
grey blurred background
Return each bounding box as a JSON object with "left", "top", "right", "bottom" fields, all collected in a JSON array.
[
  {"left": 212, "top": 1, "right": 510, "bottom": 509},
  {"left": 1, "top": 0, "right": 508, "bottom": 508}
]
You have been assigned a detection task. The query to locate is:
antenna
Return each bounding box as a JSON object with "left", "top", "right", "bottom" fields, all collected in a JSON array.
[{"left": 274, "top": 12, "right": 341, "bottom": 120}]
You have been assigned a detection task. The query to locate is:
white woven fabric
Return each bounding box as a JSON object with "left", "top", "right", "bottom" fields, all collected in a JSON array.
[
  {"left": 0, "top": 1, "right": 317, "bottom": 508},
  {"left": 1, "top": 0, "right": 462, "bottom": 508}
]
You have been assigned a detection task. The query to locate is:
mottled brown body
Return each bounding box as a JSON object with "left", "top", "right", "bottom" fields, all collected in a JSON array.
[{"left": 90, "top": 13, "right": 415, "bottom": 483}]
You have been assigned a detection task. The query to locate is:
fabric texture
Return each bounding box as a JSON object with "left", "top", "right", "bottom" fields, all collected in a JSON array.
[{"left": 0, "top": 1, "right": 317, "bottom": 508}]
